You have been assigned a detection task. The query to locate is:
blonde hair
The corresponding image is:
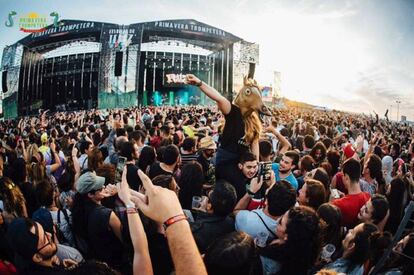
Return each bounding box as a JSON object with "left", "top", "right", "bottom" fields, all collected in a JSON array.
[
  {"left": 243, "top": 112, "right": 262, "bottom": 144},
  {"left": 0, "top": 177, "right": 27, "bottom": 217},
  {"left": 235, "top": 77, "right": 263, "bottom": 144},
  {"left": 315, "top": 269, "right": 338, "bottom": 275}
]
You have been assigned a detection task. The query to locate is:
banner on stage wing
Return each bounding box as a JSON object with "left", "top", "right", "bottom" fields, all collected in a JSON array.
[
  {"left": 261, "top": 86, "right": 273, "bottom": 103},
  {"left": 108, "top": 28, "right": 136, "bottom": 51}
]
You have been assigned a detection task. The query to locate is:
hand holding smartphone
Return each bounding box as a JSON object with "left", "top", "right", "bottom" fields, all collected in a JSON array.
[{"left": 116, "top": 156, "right": 127, "bottom": 182}]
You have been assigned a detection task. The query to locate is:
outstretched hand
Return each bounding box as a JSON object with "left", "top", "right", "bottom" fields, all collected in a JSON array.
[
  {"left": 136, "top": 169, "right": 184, "bottom": 223},
  {"left": 185, "top": 74, "right": 201, "bottom": 86}
]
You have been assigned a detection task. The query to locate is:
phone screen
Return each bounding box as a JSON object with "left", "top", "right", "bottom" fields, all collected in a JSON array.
[
  {"left": 116, "top": 156, "right": 127, "bottom": 181},
  {"left": 259, "top": 161, "right": 272, "bottom": 181}
]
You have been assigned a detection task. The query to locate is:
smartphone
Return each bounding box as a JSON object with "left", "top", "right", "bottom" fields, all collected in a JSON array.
[
  {"left": 258, "top": 161, "right": 273, "bottom": 182},
  {"left": 331, "top": 189, "right": 340, "bottom": 199},
  {"left": 116, "top": 156, "right": 127, "bottom": 182}
]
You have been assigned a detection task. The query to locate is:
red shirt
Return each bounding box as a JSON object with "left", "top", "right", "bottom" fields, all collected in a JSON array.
[{"left": 332, "top": 192, "right": 371, "bottom": 228}]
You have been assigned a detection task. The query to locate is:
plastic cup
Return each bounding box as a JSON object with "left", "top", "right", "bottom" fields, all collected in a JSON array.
[
  {"left": 255, "top": 231, "right": 269, "bottom": 248},
  {"left": 321, "top": 244, "right": 336, "bottom": 261},
  {"left": 192, "top": 196, "right": 202, "bottom": 209}
]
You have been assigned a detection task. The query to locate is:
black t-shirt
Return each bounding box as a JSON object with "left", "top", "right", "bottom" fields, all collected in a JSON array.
[
  {"left": 126, "top": 163, "right": 141, "bottom": 191},
  {"left": 216, "top": 161, "right": 248, "bottom": 201},
  {"left": 148, "top": 233, "right": 173, "bottom": 275},
  {"left": 190, "top": 211, "right": 235, "bottom": 254},
  {"left": 148, "top": 162, "right": 173, "bottom": 180},
  {"left": 219, "top": 104, "right": 247, "bottom": 154},
  {"left": 86, "top": 204, "right": 123, "bottom": 268}
]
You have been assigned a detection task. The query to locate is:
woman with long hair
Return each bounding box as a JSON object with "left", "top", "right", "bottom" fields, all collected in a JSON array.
[
  {"left": 204, "top": 232, "right": 262, "bottom": 275},
  {"left": 0, "top": 177, "right": 28, "bottom": 224},
  {"left": 310, "top": 142, "right": 328, "bottom": 167},
  {"left": 137, "top": 146, "right": 156, "bottom": 174},
  {"left": 385, "top": 177, "right": 410, "bottom": 234},
  {"left": 87, "top": 147, "right": 103, "bottom": 172},
  {"left": 357, "top": 194, "right": 390, "bottom": 231},
  {"left": 327, "top": 150, "right": 341, "bottom": 176},
  {"left": 27, "top": 141, "right": 61, "bottom": 187},
  {"left": 317, "top": 203, "right": 344, "bottom": 256},
  {"left": 259, "top": 206, "right": 323, "bottom": 275}
]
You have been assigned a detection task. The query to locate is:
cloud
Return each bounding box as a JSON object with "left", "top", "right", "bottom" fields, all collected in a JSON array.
[{"left": 321, "top": 69, "right": 413, "bottom": 120}]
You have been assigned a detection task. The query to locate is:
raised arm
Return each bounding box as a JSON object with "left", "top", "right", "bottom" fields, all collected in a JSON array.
[
  {"left": 48, "top": 141, "right": 62, "bottom": 173},
  {"left": 233, "top": 176, "right": 264, "bottom": 215},
  {"left": 186, "top": 74, "right": 231, "bottom": 115},
  {"left": 136, "top": 170, "right": 207, "bottom": 275},
  {"left": 118, "top": 167, "right": 153, "bottom": 275},
  {"left": 265, "top": 125, "right": 291, "bottom": 155},
  {"left": 71, "top": 145, "right": 81, "bottom": 184}
]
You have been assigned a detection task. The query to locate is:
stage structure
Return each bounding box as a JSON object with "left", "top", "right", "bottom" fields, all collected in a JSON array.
[{"left": 1, "top": 19, "right": 258, "bottom": 118}]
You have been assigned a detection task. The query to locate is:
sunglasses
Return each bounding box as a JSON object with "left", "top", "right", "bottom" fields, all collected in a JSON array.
[{"left": 34, "top": 222, "right": 53, "bottom": 253}]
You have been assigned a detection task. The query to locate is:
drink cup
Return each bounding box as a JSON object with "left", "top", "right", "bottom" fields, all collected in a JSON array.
[
  {"left": 321, "top": 244, "right": 336, "bottom": 261},
  {"left": 255, "top": 231, "right": 269, "bottom": 248},
  {"left": 192, "top": 196, "right": 202, "bottom": 209}
]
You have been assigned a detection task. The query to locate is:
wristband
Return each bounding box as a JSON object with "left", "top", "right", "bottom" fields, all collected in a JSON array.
[
  {"left": 126, "top": 208, "right": 137, "bottom": 214},
  {"left": 246, "top": 184, "right": 256, "bottom": 198},
  {"left": 195, "top": 80, "right": 203, "bottom": 87},
  {"left": 163, "top": 214, "right": 187, "bottom": 230}
]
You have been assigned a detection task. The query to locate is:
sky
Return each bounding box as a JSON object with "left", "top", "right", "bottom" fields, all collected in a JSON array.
[{"left": 1, "top": 0, "right": 414, "bottom": 120}]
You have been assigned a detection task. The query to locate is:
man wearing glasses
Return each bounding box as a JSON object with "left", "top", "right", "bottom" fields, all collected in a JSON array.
[{"left": 6, "top": 218, "right": 77, "bottom": 274}]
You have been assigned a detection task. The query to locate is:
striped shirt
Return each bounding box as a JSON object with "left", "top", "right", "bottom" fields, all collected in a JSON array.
[{"left": 180, "top": 152, "right": 199, "bottom": 167}]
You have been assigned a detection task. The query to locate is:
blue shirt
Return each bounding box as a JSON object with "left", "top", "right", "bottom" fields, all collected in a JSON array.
[
  {"left": 235, "top": 209, "right": 278, "bottom": 241},
  {"left": 324, "top": 258, "right": 364, "bottom": 275},
  {"left": 272, "top": 163, "right": 298, "bottom": 190}
]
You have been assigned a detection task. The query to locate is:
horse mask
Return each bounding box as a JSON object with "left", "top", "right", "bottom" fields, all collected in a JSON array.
[{"left": 233, "top": 76, "right": 272, "bottom": 145}]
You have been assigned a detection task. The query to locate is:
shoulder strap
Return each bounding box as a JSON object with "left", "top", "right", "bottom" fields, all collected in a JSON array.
[
  {"left": 57, "top": 209, "right": 61, "bottom": 224},
  {"left": 82, "top": 156, "right": 88, "bottom": 168},
  {"left": 252, "top": 210, "right": 277, "bottom": 237},
  {"left": 61, "top": 208, "right": 71, "bottom": 226}
]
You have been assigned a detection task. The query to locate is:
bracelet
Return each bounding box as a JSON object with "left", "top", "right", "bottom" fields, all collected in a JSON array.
[
  {"left": 195, "top": 80, "right": 203, "bottom": 87},
  {"left": 126, "top": 207, "right": 137, "bottom": 214},
  {"left": 163, "top": 214, "right": 187, "bottom": 230},
  {"left": 246, "top": 184, "right": 256, "bottom": 197}
]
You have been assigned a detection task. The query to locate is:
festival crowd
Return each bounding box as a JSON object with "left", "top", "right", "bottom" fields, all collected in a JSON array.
[{"left": 0, "top": 74, "right": 414, "bottom": 275}]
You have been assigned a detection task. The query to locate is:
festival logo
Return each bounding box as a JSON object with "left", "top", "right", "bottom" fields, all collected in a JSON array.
[
  {"left": 108, "top": 28, "right": 135, "bottom": 50},
  {"left": 4, "top": 11, "right": 62, "bottom": 33}
]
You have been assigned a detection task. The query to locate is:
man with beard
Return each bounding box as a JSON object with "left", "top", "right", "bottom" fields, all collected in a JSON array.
[
  {"left": 219, "top": 152, "right": 259, "bottom": 200},
  {"left": 271, "top": 151, "right": 299, "bottom": 190},
  {"left": 6, "top": 218, "right": 77, "bottom": 274},
  {"left": 197, "top": 136, "right": 217, "bottom": 187}
]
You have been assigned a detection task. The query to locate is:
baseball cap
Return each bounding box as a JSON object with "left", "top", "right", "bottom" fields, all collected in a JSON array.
[
  {"left": 6, "top": 218, "right": 39, "bottom": 261},
  {"left": 41, "top": 133, "right": 48, "bottom": 143},
  {"left": 343, "top": 144, "right": 356, "bottom": 159},
  {"left": 199, "top": 136, "right": 217, "bottom": 150},
  {"left": 76, "top": 171, "right": 105, "bottom": 194}
]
